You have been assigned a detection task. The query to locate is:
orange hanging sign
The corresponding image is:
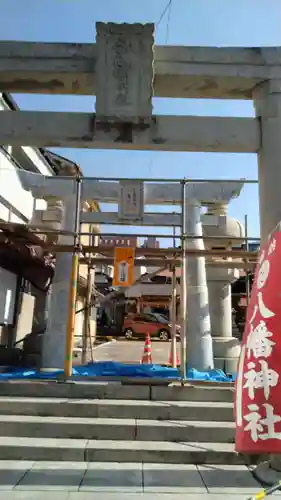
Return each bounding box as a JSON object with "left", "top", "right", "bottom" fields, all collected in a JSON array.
[{"left": 113, "top": 247, "right": 135, "bottom": 287}]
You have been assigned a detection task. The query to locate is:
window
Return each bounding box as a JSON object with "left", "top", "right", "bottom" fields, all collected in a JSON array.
[
  {"left": 134, "top": 314, "right": 145, "bottom": 322},
  {"left": 150, "top": 276, "right": 169, "bottom": 284},
  {"left": 142, "top": 314, "right": 157, "bottom": 322},
  {"left": 94, "top": 273, "right": 109, "bottom": 284},
  {"left": 133, "top": 314, "right": 154, "bottom": 322}
]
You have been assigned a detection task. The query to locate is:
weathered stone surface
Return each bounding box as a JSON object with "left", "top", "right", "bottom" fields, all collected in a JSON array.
[
  {"left": 250, "top": 460, "right": 281, "bottom": 487},
  {"left": 0, "top": 460, "right": 34, "bottom": 490},
  {"left": 68, "top": 495, "right": 265, "bottom": 500},
  {"left": 0, "top": 414, "right": 235, "bottom": 443},
  {"left": 16, "top": 169, "right": 245, "bottom": 206},
  {"left": 0, "top": 381, "right": 150, "bottom": 400},
  {"left": 1, "top": 41, "right": 281, "bottom": 99},
  {"left": 0, "top": 112, "right": 259, "bottom": 152},
  {"left": 0, "top": 437, "right": 86, "bottom": 461},
  {"left": 197, "top": 464, "right": 261, "bottom": 493},
  {"left": 81, "top": 462, "right": 142, "bottom": 492},
  {"left": 3, "top": 493, "right": 69, "bottom": 500},
  {"left": 85, "top": 440, "right": 242, "bottom": 464},
  {"left": 15, "top": 461, "right": 87, "bottom": 491},
  {"left": 0, "top": 397, "right": 234, "bottom": 421},
  {"left": 0, "top": 460, "right": 266, "bottom": 496},
  {"left": 254, "top": 82, "right": 281, "bottom": 242},
  {"left": 0, "top": 415, "right": 136, "bottom": 440},
  {"left": 143, "top": 463, "right": 205, "bottom": 493},
  {"left": 0, "top": 436, "right": 241, "bottom": 463},
  {"left": 95, "top": 23, "right": 154, "bottom": 123},
  {"left": 0, "top": 381, "right": 234, "bottom": 402},
  {"left": 0, "top": 383, "right": 237, "bottom": 465},
  {"left": 150, "top": 385, "right": 234, "bottom": 402},
  {"left": 135, "top": 419, "right": 234, "bottom": 443}
]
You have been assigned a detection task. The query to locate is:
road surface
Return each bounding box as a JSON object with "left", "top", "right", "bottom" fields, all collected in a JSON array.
[{"left": 90, "top": 339, "right": 180, "bottom": 365}]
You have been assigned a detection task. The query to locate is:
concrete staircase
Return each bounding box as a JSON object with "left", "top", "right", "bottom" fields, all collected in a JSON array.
[{"left": 0, "top": 380, "right": 242, "bottom": 464}]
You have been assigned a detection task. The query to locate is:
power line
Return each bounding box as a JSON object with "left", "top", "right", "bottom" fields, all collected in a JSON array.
[
  {"left": 165, "top": 0, "right": 172, "bottom": 44},
  {"left": 156, "top": 0, "right": 173, "bottom": 27}
]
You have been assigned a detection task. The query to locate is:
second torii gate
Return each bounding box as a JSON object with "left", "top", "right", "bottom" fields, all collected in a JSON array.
[{"left": 17, "top": 168, "right": 243, "bottom": 372}]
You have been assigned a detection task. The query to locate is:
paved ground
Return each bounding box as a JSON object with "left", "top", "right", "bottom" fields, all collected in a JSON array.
[
  {"left": 0, "top": 494, "right": 268, "bottom": 500},
  {"left": 0, "top": 461, "right": 266, "bottom": 498},
  {"left": 62, "top": 340, "right": 257, "bottom": 500},
  {"left": 89, "top": 339, "right": 180, "bottom": 364}
]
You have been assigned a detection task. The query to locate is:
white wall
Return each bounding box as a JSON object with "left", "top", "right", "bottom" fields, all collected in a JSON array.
[
  {"left": 75, "top": 298, "right": 84, "bottom": 346},
  {"left": 0, "top": 267, "right": 17, "bottom": 325},
  {"left": 0, "top": 149, "right": 35, "bottom": 223},
  {"left": 0, "top": 94, "right": 53, "bottom": 224}
]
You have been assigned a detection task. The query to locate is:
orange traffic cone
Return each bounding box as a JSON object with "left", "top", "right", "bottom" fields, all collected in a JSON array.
[
  {"left": 168, "top": 343, "right": 180, "bottom": 367},
  {"left": 141, "top": 333, "right": 152, "bottom": 364}
]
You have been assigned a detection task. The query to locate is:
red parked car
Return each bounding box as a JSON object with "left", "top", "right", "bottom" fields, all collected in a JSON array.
[{"left": 123, "top": 313, "right": 181, "bottom": 341}]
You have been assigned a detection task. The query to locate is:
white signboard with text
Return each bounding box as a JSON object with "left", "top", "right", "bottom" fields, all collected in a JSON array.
[{"left": 118, "top": 180, "right": 144, "bottom": 221}]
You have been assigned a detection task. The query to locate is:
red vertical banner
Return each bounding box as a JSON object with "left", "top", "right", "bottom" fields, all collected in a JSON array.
[{"left": 235, "top": 230, "right": 281, "bottom": 454}]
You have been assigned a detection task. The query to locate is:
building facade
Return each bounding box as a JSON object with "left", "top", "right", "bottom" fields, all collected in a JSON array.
[{"left": 0, "top": 93, "right": 100, "bottom": 364}]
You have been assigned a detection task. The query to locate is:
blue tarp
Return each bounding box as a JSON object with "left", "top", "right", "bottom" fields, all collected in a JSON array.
[{"left": 0, "top": 361, "right": 235, "bottom": 382}]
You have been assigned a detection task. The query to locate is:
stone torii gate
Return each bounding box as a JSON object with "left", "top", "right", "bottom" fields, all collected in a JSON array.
[
  {"left": 0, "top": 21, "right": 269, "bottom": 371},
  {"left": 0, "top": 23, "right": 280, "bottom": 242},
  {"left": 17, "top": 170, "right": 243, "bottom": 372}
]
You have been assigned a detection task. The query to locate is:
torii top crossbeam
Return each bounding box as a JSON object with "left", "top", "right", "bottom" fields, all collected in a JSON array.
[
  {"left": 0, "top": 21, "right": 280, "bottom": 240},
  {"left": 0, "top": 40, "right": 280, "bottom": 99},
  {"left": 0, "top": 23, "right": 267, "bottom": 153},
  {"left": 17, "top": 170, "right": 243, "bottom": 206}
]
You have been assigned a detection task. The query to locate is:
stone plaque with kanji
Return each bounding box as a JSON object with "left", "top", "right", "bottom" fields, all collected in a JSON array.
[{"left": 95, "top": 22, "right": 154, "bottom": 124}]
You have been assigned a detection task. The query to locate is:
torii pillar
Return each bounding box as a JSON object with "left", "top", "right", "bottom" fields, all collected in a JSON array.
[
  {"left": 18, "top": 170, "right": 79, "bottom": 371},
  {"left": 184, "top": 198, "right": 214, "bottom": 371},
  {"left": 254, "top": 80, "right": 281, "bottom": 243},
  {"left": 41, "top": 194, "right": 77, "bottom": 370},
  {"left": 181, "top": 182, "right": 243, "bottom": 372},
  {"left": 252, "top": 79, "right": 281, "bottom": 483}
]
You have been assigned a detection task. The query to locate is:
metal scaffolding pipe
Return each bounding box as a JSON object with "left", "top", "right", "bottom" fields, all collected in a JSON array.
[
  {"left": 83, "top": 247, "right": 257, "bottom": 258},
  {"left": 171, "top": 223, "right": 177, "bottom": 368},
  {"left": 81, "top": 266, "right": 94, "bottom": 365},
  {"left": 80, "top": 176, "right": 259, "bottom": 184},
  {"left": 64, "top": 178, "right": 82, "bottom": 377},
  {"left": 180, "top": 181, "right": 187, "bottom": 379},
  {"left": 244, "top": 214, "right": 251, "bottom": 306},
  {"left": 18, "top": 226, "right": 260, "bottom": 241},
  {"left": 79, "top": 257, "right": 256, "bottom": 270}
]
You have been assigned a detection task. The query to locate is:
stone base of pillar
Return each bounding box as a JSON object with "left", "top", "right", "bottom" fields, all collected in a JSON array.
[
  {"left": 206, "top": 265, "right": 240, "bottom": 373},
  {"left": 252, "top": 457, "right": 281, "bottom": 486},
  {"left": 212, "top": 337, "right": 241, "bottom": 373}
]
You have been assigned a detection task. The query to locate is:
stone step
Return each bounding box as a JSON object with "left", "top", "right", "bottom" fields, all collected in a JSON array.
[
  {"left": 0, "top": 460, "right": 261, "bottom": 493},
  {"left": 0, "top": 415, "right": 235, "bottom": 443},
  {"left": 0, "top": 397, "right": 234, "bottom": 421},
  {"left": 0, "top": 437, "right": 242, "bottom": 464},
  {"left": 0, "top": 381, "right": 234, "bottom": 402}
]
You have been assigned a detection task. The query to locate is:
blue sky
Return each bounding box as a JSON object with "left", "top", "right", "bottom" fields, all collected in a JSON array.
[{"left": 1, "top": 0, "right": 281, "bottom": 244}]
